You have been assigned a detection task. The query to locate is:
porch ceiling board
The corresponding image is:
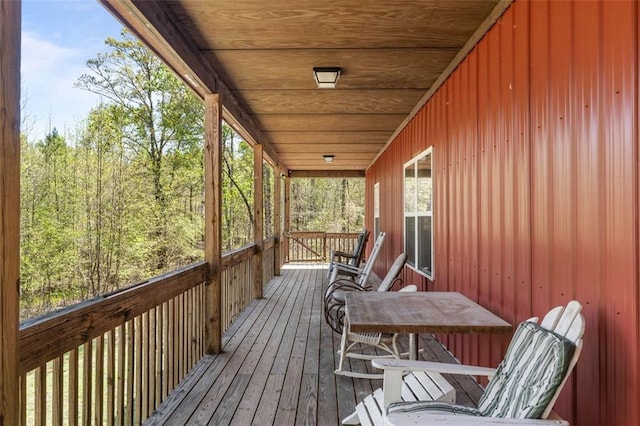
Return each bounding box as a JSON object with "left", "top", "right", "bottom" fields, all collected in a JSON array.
[
  {"left": 276, "top": 144, "right": 383, "bottom": 154},
  {"left": 168, "top": 0, "right": 499, "bottom": 49},
  {"left": 113, "top": 0, "right": 502, "bottom": 172},
  {"left": 256, "top": 115, "right": 404, "bottom": 132},
  {"left": 233, "top": 89, "right": 426, "bottom": 115},
  {"left": 264, "top": 131, "right": 389, "bottom": 145},
  {"left": 203, "top": 49, "right": 457, "bottom": 91}
]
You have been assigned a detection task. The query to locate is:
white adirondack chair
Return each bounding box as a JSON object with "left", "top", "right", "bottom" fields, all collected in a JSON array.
[{"left": 344, "top": 300, "right": 584, "bottom": 426}]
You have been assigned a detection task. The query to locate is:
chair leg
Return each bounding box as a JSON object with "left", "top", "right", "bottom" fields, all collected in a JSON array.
[
  {"left": 392, "top": 334, "right": 400, "bottom": 360},
  {"left": 336, "top": 329, "right": 350, "bottom": 373}
]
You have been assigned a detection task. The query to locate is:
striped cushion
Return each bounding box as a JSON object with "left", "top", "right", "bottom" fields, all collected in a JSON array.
[
  {"left": 387, "top": 401, "right": 482, "bottom": 417},
  {"left": 477, "top": 321, "right": 575, "bottom": 418}
]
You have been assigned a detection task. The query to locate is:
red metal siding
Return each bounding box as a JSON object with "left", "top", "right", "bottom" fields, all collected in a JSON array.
[{"left": 366, "top": 0, "right": 639, "bottom": 424}]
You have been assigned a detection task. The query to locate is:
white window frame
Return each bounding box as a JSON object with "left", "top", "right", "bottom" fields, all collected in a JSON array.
[
  {"left": 373, "top": 182, "right": 380, "bottom": 240},
  {"left": 403, "top": 147, "right": 434, "bottom": 279}
]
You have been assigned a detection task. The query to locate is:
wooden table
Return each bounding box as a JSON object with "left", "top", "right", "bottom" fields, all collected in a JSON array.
[{"left": 345, "top": 291, "right": 512, "bottom": 359}]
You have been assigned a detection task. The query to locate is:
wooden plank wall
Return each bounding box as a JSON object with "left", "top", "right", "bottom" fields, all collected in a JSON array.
[
  {"left": 0, "top": 0, "right": 21, "bottom": 423},
  {"left": 365, "top": 1, "right": 639, "bottom": 424}
]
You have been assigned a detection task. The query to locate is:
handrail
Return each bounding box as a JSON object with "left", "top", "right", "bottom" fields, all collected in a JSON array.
[
  {"left": 19, "top": 261, "right": 208, "bottom": 375},
  {"left": 222, "top": 244, "right": 256, "bottom": 268}
]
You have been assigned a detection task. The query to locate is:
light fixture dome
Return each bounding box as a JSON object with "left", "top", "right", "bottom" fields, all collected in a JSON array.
[{"left": 313, "top": 67, "right": 341, "bottom": 89}]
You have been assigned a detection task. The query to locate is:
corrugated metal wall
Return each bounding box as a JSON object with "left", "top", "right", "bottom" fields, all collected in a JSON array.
[{"left": 366, "top": 0, "right": 639, "bottom": 424}]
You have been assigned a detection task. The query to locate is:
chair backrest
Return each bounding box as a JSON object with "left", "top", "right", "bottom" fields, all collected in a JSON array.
[
  {"left": 349, "top": 229, "right": 370, "bottom": 267},
  {"left": 377, "top": 253, "right": 408, "bottom": 293},
  {"left": 477, "top": 300, "right": 584, "bottom": 419},
  {"left": 355, "top": 232, "right": 386, "bottom": 287}
]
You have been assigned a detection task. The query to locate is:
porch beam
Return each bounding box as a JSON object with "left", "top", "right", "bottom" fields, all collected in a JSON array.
[
  {"left": 253, "top": 145, "right": 264, "bottom": 299},
  {"left": 273, "top": 167, "right": 282, "bottom": 275},
  {"left": 0, "top": 0, "right": 21, "bottom": 422},
  {"left": 204, "top": 94, "right": 223, "bottom": 354},
  {"left": 288, "top": 170, "right": 365, "bottom": 178},
  {"left": 284, "top": 177, "right": 291, "bottom": 263},
  {"left": 100, "top": 0, "right": 283, "bottom": 169}
]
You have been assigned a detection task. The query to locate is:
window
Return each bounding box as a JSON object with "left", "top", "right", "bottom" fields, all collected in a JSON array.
[
  {"left": 374, "top": 182, "right": 380, "bottom": 239},
  {"left": 404, "top": 148, "right": 433, "bottom": 278}
]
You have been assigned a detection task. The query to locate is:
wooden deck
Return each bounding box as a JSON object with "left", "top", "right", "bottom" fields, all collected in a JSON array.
[{"left": 144, "top": 264, "right": 483, "bottom": 425}]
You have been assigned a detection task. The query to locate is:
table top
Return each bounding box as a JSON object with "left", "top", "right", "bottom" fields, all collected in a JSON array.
[{"left": 345, "top": 291, "right": 512, "bottom": 334}]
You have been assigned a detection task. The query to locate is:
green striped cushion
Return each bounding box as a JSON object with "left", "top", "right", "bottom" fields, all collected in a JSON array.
[
  {"left": 387, "top": 401, "right": 482, "bottom": 417},
  {"left": 477, "top": 321, "right": 575, "bottom": 418}
]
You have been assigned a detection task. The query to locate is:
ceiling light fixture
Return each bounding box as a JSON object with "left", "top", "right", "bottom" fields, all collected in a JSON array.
[
  {"left": 323, "top": 155, "right": 335, "bottom": 163},
  {"left": 313, "top": 67, "right": 341, "bottom": 89}
]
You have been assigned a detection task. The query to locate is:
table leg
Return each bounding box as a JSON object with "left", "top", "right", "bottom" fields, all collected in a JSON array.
[{"left": 409, "top": 333, "right": 418, "bottom": 360}]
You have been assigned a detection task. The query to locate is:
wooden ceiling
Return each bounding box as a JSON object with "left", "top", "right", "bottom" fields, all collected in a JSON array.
[{"left": 106, "top": 0, "right": 504, "bottom": 174}]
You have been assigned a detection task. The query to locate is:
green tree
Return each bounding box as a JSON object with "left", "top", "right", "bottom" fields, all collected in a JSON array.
[
  {"left": 76, "top": 29, "right": 204, "bottom": 270},
  {"left": 221, "top": 125, "right": 254, "bottom": 250},
  {"left": 20, "top": 129, "right": 78, "bottom": 317},
  {"left": 290, "top": 178, "right": 364, "bottom": 232}
]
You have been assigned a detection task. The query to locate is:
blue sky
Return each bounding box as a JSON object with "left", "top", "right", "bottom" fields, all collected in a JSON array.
[{"left": 21, "top": 0, "right": 123, "bottom": 140}]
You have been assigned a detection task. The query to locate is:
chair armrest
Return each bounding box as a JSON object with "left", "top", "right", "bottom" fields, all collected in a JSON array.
[
  {"left": 332, "top": 250, "right": 356, "bottom": 259},
  {"left": 372, "top": 358, "right": 497, "bottom": 378},
  {"left": 333, "top": 262, "right": 364, "bottom": 275},
  {"left": 386, "top": 413, "right": 568, "bottom": 425},
  {"left": 373, "top": 358, "right": 496, "bottom": 409}
]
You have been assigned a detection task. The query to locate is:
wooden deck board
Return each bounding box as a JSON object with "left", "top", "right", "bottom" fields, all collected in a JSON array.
[{"left": 144, "top": 265, "right": 484, "bottom": 426}]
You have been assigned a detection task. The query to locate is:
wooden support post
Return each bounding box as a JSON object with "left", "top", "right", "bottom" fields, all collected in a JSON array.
[
  {"left": 273, "top": 167, "right": 282, "bottom": 275},
  {"left": 0, "top": 0, "right": 21, "bottom": 422},
  {"left": 204, "top": 94, "right": 222, "bottom": 354},
  {"left": 284, "top": 176, "right": 291, "bottom": 264},
  {"left": 253, "top": 145, "right": 264, "bottom": 299}
]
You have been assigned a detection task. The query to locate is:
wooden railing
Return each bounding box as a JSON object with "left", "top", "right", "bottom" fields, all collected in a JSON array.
[
  {"left": 18, "top": 262, "right": 208, "bottom": 426},
  {"left": 221, "top": 245, "right": 255, "bottom": 331},
  {"left": 17, "top": 236, "right": 283, "bottom": 425},
  {"left": 263, "top": 237, "right": 276, "bottom": 286},
  {"left": 287, "top": 232, "right": 360, "bottom": 263}
]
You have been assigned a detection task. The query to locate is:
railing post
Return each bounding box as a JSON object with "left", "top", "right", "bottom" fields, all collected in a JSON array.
[
  {"left": 322, "top": 233, "right": 327, "bottom": 262},
  {"left": 253, "top": 145, "right": 264, "bottom": 299},
  {"left": 204, "top": 94, "right": 222, "bottom": 354},
  {"left": 284, "top": 175, "right": 291, "bottom": 263},
  {"left": 0, "top": 0, "right": 21, "bottom": 421},
  {"left": 273, "top": 167, "right": 282, "bottom": 275}
]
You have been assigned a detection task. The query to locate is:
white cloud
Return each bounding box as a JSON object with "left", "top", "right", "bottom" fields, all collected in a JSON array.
[{"left": 21, "top": 31, "right": 101, "bottom": 140}]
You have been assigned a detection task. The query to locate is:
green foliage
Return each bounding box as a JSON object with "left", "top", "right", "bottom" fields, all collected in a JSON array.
[
  {"left": 290, "top": 178, "right": 365, "bottom": 232},
  {"left": 20, "top": 30, "right": 211, "bottom": 320},
  {"left": 76, "top": 29, "right": 205, "bottom": 270},
  {"left": 19, "top": 29, "right": 361, "bottom": 321},
  {"left": 221, "top": 125, "right": 254, "bottom": 251}
]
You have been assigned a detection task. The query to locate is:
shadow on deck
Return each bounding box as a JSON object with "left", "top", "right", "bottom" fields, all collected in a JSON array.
[{"left": 144, "top": 264, "right": 483, "bottom": 425}]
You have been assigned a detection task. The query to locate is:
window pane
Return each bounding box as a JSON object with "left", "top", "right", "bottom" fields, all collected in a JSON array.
[
  {"left": 418, "top": 216, "right": 432, "bottom": 276},
  {"left": 374, "top": 217, "right": 380, "bottom": 240},
  {"left": 374, "top": 183, "right": 380, "bottom": 217},
  {"left": 417, "top": 153, "right": 432, "bottom": 212},
  {"left": 405, "top": 216, "right": 416, "bottom": 267},
  {"left": 404, "top": 166, "right": 416, "bottom": 213}
]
